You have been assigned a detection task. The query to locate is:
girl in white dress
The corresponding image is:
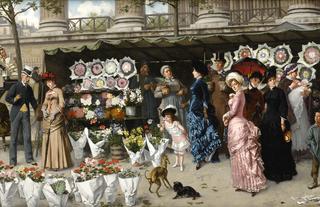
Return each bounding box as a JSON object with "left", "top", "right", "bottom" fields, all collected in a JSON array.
[{"left": 160, "top": 105, "right": 190, "bottom": 171}]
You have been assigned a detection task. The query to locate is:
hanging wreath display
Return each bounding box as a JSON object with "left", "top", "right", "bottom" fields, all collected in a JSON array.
[
  {"left": 254, "top": 43, "right": 272, "bottom": 66},
  {"left": 298, "top": 42, "right": 320, "bottom": 67},
  {"left": 118, "top": 57, "right": 137, "bottom": 79},
  {"left": 105, "top": 76, "right": 117, "bottom": 89},
  {"left": 104, "top": 58, "right": 120, "bottom": 77},
  {"left": 271, "top": 44, "right": 293, "bottom": 68},
  {"left": 69, "top": 60, "right": 88, "bottom": 80},
  {"left": 233, "top": 45, "right": 253, "bottom": 61},
  {"left": 88, "top": 59, "right": 104, "bottom": 77},
  {"left": 92, "top": 77, "right": 106, "bottom": 89},
  {"left": 115, "top": 77, "right": 129, "bottom": 90},
  {"left": 81, "top": 78, "right": 93, "bottom": 91},
  {"left": 297, "top": 64, "right": 316, "bottom": 81}
]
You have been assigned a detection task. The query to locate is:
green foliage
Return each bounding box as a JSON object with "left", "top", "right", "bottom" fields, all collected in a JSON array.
[
  {"left": 50, "top": 180, "right": 68, "bottom": 195},
  {"left": 109, "top": 133, "right": 123, "bottom": 147}
]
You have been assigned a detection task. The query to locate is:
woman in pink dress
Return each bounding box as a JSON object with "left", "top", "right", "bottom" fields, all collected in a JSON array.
[{"left": 223, "top": 72, "right": 266, "bottom": 196}]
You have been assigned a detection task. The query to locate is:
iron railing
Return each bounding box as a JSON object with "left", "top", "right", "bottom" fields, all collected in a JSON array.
[
  {"left": 67, "top": 16, "right": 114, "bottom": 33},
  {"left": 230, "top": 7, "right": 287, "bottom": 25},
  {"left": 144, "top": 12, "right": 198, "bottom": 29}
]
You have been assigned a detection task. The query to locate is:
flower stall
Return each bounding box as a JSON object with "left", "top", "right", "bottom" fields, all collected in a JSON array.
[{"left": 63, "top": 57, "right": 144, "bottom": 159}]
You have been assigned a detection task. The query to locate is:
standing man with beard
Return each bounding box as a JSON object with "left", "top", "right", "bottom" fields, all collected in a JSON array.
[
  {"left": 5, "top": 65, "right": 37, "bottom": 166},
  {"left": 210, "top": 53, "right": 232, "bottom": 158}
]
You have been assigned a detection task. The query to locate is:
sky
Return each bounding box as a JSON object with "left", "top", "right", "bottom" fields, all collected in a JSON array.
[{"left": 15, "top": 0, "right": 168, "bottom": 28}]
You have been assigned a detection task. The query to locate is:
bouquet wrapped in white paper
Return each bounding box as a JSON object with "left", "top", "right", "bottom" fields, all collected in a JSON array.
[
  {"left": 103, "top": 173, "right": 118, "bottom": 204},
  {"left": 146, "top": 136, "right": 169, "bottom": 167},
  {"left": 43, "top": 177, "right": 71, "bottom": 207},
  {"left": 87, "top": 128, "right": 111, "bottom": 158},
  {"left": 68, "top": 128, "right": 88, "bottom": 159},
  {"left": 118, "top": 169, "right": 140, "bottom": 206},
  {"left": 0, "top": 169, "right": 18, "bottom": 207},
  {"left": 17, "top": 177, "right": 25, "bottom": 199},
  {"left": 23, "top": 177, "right": 45, "bottom": 207},
  {"left": 70, "top": 171, "right": 82, "bottom": 202},
  {"left": 76, "top": 176, "right": 107, "bottom": 207},
  {"left": 123, "top": 127, "right": 146, "bottom": 165}
]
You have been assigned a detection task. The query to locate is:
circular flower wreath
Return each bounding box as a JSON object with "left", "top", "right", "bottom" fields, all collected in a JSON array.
[
  {"left": 303, "top": 46, "right": 320, "bottom": 66},
  {"left": 74, "top": 63, "right": 87, "bottom": 77},
  {"left": 91, "top": 62, "right": 104, "bottom": 76},
  {"left": 116, "top": 77, "right": 129, "bottom": 90},
  {"left": 274, "top": 48, "right": 289, "bottom": 65},
  {"left": 106, "top": 77, "right": 116, "bottom": 89}
]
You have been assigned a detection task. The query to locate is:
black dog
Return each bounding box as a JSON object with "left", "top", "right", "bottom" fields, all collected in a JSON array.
[{"left": 173, "top": 181, "right": 201, "bottom": 200}]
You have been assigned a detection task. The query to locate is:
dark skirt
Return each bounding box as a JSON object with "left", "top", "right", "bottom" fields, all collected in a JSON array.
[
  {"left": 187, "top": 111, "right": 221, "bottom": 163},
  {"left": 261, "top": 113, "right": 297, "bottom": 182}
]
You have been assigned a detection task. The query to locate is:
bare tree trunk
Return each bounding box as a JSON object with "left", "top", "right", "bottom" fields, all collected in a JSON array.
[{"left": 8, "top": 2, "right": 22, "bottom": 81}]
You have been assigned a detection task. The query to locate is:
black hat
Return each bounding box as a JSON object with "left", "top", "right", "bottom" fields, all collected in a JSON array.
[
  {"left": 263, "top": 66, "right": 277, "bottom": 83},
  {"left": 249, "top": 71, "right": 263, "bottom": 81},
  {"left": 214, "top": 52, "right": 226, "bottom": 63},
  {"left": 192, "top": 60, "right": 208, "bottom": 76}
]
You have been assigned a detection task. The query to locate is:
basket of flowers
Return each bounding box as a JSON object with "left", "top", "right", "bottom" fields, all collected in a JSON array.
[{"left": 123, "top": 89, "right": 143, "bottom": 117}]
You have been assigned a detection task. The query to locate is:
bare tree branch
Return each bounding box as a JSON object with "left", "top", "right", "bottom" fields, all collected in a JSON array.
[
  {"left": 0, "top": 14, "right": 12, "bottom": 24},
  {"left": 15, "top": 4, "right": 34, "bottom": 17}
]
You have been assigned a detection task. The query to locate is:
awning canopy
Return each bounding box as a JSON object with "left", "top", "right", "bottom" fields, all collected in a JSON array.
[{"left": 44, "top": 25, "right": 320, "bottom": 86}]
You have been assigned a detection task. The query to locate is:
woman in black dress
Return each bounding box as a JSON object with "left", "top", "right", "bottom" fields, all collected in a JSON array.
[{"left": 261, "top": 67, "right": 297, "bottom": 183}]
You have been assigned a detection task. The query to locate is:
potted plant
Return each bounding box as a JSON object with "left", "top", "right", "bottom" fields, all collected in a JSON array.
[
  {"left": 109, "top": 132, "right": 126, "bottom": 160},
  {"left": 87, "top": 126, "right": 111, "bottom": 158},
  {"left": 123, "top": 88, "right": 143, "bottom": 116},
  {"left": 118, "top": 169, "right": 140, "bottom": 207}
]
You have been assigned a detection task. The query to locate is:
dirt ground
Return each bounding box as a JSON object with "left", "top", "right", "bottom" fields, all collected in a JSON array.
[{"left": 1, "top": 145, "right": 319, "bottom": 207}]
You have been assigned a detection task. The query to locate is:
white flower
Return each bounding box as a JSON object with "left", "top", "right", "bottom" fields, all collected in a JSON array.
[
  {"left": 95, "top": 99, "right": 100, "bottom": 106},
  {"left": 111, "top": 97, "right": 120, "bottom": 106},
  {"left": 85, "top": 110, "right": 95, "bottom": 120},
  {"left": 81, "top": 97, "right": 92, "bottom": 106},
  {"left": 117, "top": 129, "right": 123, "bottom": 135},
  {"left": 147, "top": 119, "right": 153, "bottom": 125}
]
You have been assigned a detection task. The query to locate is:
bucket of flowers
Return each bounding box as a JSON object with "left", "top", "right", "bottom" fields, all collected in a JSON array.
[
  {"left": 118, "top": 168, "right": 140, "bottom": 207},
  {"left": 67, "top": 123, "right": 88, "bottom": 160},
  {"left": 123, "top": 127, "right": 146, "bottom": 166},
  {"left": 18, "top": 166, "right": 45, "bottom": 207},
  {"left": 0, "top": 162, "right": 18, "bottom": 207},
  {"left": 88, "top": 125, "right": 112, "bottom": 158},
  {"left": 97, "top": 159, "right": 121, "bottom": 204},
  {"left": 123, "top": 88, "right": 143, "bottom": 117},
  {"left": 72, "top": 158, "right": 107, "bottom": 206},
  {"left": 42, "top": 174, "right": 71, "bottom": 207},
  {"left": 144, "top": 120, "right": 169, "bottom": 167}
]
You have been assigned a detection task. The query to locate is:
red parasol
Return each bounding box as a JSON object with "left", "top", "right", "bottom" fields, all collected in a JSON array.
[{"left": 231, "top": 57, "right": 267, "bottom": 77}]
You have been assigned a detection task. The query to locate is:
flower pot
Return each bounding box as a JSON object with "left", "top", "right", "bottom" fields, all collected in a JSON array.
[
  {"left": 125, "top": 106, "right": 136, "bottom": 117},
  {"left": 110, "top": 145, "right": 126, "bottom": 160}
]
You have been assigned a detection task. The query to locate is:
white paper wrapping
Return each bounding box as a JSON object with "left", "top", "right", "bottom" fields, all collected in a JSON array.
[
  {"left": 124, "top": 139, "right": 146, "bottom": 165},
  {"left": 119, "top": 176, "right": 140, "bottom": 206},
  {"left": 76, "top": 176, "right": 107, "bottom": 207},
  {"left": 146, "top": 137, "right": 169, "bottom": 167},
  {"left": 18, "top": 178, "right": 25, "bottom": 198},
  {"left": 87, "top": 137, "right": 106, "bottom": 158},
  {"left": 70, "top": 171, "right": 82, "bottom": 202},
  {"left": 23, "top": 177, "right": 44, "bottom": 207},
  {"left": 103, "top": 174, "right": 118, "bottom": 204},
  {"left": 42, "top": 178, "right": 71, "bottom": 207},
  {"left": 68, "top": 128, "right": 88, "bottom": 159},
  {"left": 0, "top": 180, "right": 18, "bottom": 207}
]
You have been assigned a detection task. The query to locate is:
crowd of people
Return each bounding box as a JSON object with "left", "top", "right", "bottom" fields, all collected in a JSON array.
[{"left": 0, "top": 55, "right": 319, "bottom": 197}]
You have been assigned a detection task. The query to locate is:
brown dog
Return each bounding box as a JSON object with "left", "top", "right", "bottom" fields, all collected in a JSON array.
[{"left": 145, "top": 154, "right": 172, "bottom": 197}]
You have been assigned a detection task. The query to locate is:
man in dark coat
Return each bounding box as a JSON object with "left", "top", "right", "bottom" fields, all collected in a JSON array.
[
  {"left": 5, "top": 65, "right": 37, "bottom": 166},
  {"left": 244, "top": 71, "right": 264, "bottom": 127}
]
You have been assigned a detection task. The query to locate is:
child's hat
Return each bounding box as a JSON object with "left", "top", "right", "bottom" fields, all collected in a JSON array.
[{"left": 161, "top": 104, "right": 177, "bottom": 117}]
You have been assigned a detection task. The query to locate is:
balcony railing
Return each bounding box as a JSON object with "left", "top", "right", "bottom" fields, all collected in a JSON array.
[
  {"left": 66, "top": 8, "right": 287, "bottom": 33},
  {"left": 144, "top": 12, "right": 198, "bottom": 29},
  {"left": 67, "top": 16, "right": 114, "bottom": 33},
  {"left": 230, "top": 7, "right": 287, "bottom": 25}
]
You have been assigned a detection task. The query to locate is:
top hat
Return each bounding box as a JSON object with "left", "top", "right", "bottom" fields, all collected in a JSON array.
[
  {"left": 214, "top": 52, "right": 226, "bottom": 63},
  {"left": 22, "top": 65, "right": 33, "bottom": 77}
]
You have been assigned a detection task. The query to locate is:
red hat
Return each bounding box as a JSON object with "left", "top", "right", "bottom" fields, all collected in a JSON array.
[{"left": 41, "top": 72, "right": 56, "bottom": 80}]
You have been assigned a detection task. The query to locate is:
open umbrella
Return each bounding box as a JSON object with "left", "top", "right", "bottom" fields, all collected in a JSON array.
[{"left": 231, "top": 57, "right": 267, "bottom": 77}]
